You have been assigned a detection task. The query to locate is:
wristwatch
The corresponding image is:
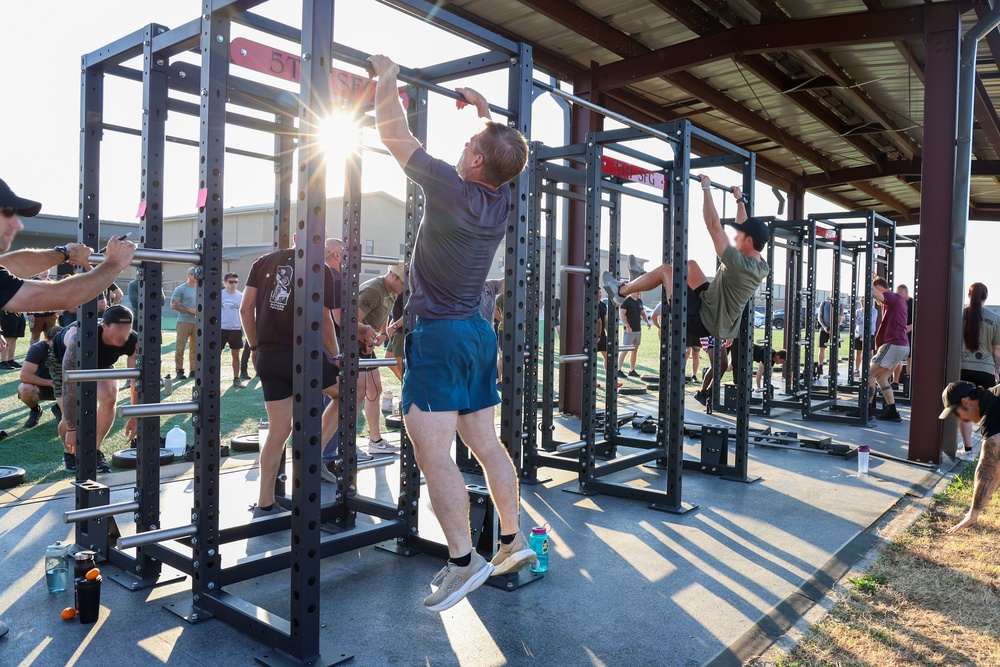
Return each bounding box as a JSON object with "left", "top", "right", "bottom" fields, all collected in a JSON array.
[{"left": 53, "top": 245, "right": 70, "bottom": 263}]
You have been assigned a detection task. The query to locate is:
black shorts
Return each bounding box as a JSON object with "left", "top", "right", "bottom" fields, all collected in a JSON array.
[
  {"left": 221, "top": 329, "right": 244, "bottom": 350},
  {"left": 819, "top": 329, "right": 831, "bottom": 348},
  {"left": 0, "top": 312, "right": 26, "bottom": 338},
  {"left": 256, "top": 347, "right": 339, "bottom": 402},
  {"left": 854, "top": 336, "right": 873, "bottom": 352},
  {"left": 359, "top": 349, "right": 379, "bottom": 374},
  {"left": 687, "top": 283, "right": 712, "bottom": 341},
  {"left": 597, "top": 332, "right": 608, "bottom": 352},
  {"left": 960, "top": 368, "right": 996, "bottom": 389}
]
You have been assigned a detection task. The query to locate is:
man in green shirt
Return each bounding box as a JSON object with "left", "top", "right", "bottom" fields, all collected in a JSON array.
[
  {"left": 358, "top": 263, "right": 405, "bottom": 454},
  {"left": 602, "top": 174, "right": 769, "bottom": 405},
  {"left": 170, "top": 267, "right": 198, "bottom": 379}
]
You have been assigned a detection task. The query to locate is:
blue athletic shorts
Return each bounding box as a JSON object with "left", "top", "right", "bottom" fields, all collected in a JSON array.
[{"left": 402, "top": 317, "right": 500, "bottom": 415}]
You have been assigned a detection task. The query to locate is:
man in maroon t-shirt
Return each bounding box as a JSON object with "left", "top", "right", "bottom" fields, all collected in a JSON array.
[{"left": 869, "top": 277, "right": 909, "bottom": 422}]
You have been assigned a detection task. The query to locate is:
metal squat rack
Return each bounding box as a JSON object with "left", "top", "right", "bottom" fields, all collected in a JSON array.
[{"left": 62, "top": 1, "right": 534, "bottom": 665}]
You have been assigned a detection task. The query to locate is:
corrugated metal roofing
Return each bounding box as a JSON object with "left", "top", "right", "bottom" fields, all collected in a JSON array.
[{"left": 443, "top": 0, "right": 1000, "bottom": 221}]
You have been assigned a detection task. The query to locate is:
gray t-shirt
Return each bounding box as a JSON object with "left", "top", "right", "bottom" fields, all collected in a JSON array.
[
  {"left": 403, "top": 148, "right": 510, "bottom": 319},
  {"left": 961, "top": 306, "right": 1000, "bottom": 375},
  {"left": 480, "top": 278, "right": 503, "bottom": 323},
  {"left": 171, "top": 283, "right": 198, "bottom": 325},
  {"left": 698, "top": 245, "right": 769, "bottom": 340}
]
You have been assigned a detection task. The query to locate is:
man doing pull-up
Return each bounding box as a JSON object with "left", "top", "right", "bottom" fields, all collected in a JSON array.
[{"left": 602, "top": 174, "right": 770, "bottom": 404}]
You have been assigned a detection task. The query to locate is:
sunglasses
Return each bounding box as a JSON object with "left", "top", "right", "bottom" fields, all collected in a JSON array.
[
  {"left": 226, "top": 280, "right": 238, "bottom": 284},
  {"left": 0, "top": 207, "right": 16, "bottom": 218}
]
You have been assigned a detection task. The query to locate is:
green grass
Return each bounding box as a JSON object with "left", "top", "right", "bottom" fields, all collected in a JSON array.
[{"left": 0, "top": 316, "right": 402, "bottom": 486}]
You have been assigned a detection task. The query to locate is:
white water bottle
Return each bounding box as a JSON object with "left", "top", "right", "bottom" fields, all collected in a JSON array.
[
  {"left": 857, "top": 444, "right": 870, "bottom": 475},
  {"left": 165, "top": 425, "right": 186, "bottom": 456}
]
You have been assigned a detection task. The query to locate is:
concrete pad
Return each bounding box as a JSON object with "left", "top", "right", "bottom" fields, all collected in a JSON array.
[{"left": 0, "top": 400, "right": 952, "bottom": 666}]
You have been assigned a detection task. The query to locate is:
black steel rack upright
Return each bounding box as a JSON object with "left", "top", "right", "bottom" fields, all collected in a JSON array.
[{"left": 66, "top": 2, "right": 533, "bottom": 664}]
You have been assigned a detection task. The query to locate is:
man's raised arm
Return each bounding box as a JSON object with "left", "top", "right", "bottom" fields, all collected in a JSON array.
[
  {"left": 700, "top": 175, "right": 729, "bottom": 260},
  {"left": 369, "top": 54, "right": 421, "bottom": 169}
]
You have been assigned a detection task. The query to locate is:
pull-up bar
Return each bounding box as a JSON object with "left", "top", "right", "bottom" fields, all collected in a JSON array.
[
  {"left": 532, "top": 80, "right": 675, "bottom": 144},
  {"left": 688, "top": 174, "right": 750, "bottom": 202}
]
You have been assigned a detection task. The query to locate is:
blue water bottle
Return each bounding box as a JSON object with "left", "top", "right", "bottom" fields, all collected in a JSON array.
[{"left": 529, "top": 524, "right": 550, "bottom": 573}]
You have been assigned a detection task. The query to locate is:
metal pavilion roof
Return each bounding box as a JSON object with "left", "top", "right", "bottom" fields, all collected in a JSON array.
[{"left": 437, "top": 0, "right": 1000, "bottom": 222}]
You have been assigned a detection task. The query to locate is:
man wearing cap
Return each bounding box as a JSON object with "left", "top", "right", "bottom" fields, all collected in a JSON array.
[
  {"left": 0, "top": 178, "right": 136, "bottom": 317},
  {"left": 48, "top": 305, "right": 139, "bottom": 472},
  {"left": 940, "top": 380, "right": 1000, "bottom": 534},
  {"left": 170, "top": 267, "right": 199, "bottom": 379},
  {"left": 357, "top": 262, "right": 405, "bottom": 455},
  {"left": 603, "top": 174, "right": 769, "bottom": 406}
]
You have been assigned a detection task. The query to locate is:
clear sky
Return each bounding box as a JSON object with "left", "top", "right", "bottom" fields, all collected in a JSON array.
[{"left": 2, "top": 0, "right": 994, "bottom": 298}]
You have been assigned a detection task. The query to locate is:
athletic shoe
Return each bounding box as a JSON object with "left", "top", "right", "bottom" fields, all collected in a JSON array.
[
  {"left": 600, "top": 271, "right": 626, "bottom": 307},
  {"left": 627, "top": 370, "right": 640, "bottom": 378},
  {"left": 617, "top": 370, "right": 627, "bottom": 378},
  {"left": 24, "top": 406, "right": 42, "bottom": 429},
  {"left": 320, "top": 461, "right": 339, "bottom": 483},
  {"left": 490, "top": 533, "right": 536, "bottom": 577},
  {"left": 7, "top": 360, "right": 21, "bottom": 369},
  {"left": 955, "top": 448, "right": 976, "bottom": 462},
  {"left": 239, "top": 372, "right": 252, "bottom": 380},
  {"left": 96, "top": 451, "right": 111, "bottom": 473},
  {"left": 249, "top": 503, "right": 289, "bottom": 519},
  {"left": 232, "top": 378, "right": 245, "bottom": 389},
  {"left": 627, "top": 254, "right": 646, "bottom": 281},
  {"left": 175, "top": 370, "right": 186, "bottom": 379},
  {"left": 423, "top": 553, "right": 494, "bottom": 612},
  {"left": 693, "top": 390, "right": 709, "bottom": 406},
  {"left": 368, "top": 438, "right": 400, "bottom": 455},
  {"left": 63, "top": 452, "right": 76, "bottom": 472},
  {"left": 0, "top": 361, "right": 12, "bottom": 370},
  {"left": 50, "top": 403, "right": 62, "bottom": 423}
]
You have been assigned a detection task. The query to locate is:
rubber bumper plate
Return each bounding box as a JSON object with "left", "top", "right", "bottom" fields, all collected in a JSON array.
[{"left": 111, "top": 448, "right": 175, "bottom": 469}]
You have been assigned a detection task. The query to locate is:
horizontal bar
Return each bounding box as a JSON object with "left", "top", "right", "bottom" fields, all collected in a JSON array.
[
  {"left": 558, "top": 354, "right": 590, "bottom": 364},
  {"left": 560, "top": 265, "right": 593, "bottom": 275},
  {"left": 89, "top": 248, "right": 203, "bottom": 266},
  {"left": 358, "top": 455, "right": 398, "bottom": 471},
  {"left": 618, "top": 345, "right": 636, "bottom": 352},
  {"left": 358, "top": 358, "right": 398, "bottom": 369},
  {"left": 689, "top": 174, "right": 739, "bottom": 194},
  {"left": 361, "top": 254, "right": 401, "bottom": 266},
  {"left": 65, "top": 369, "right": 141, "bottom": 383},
  {"left": 117, "top": 523, "right": 197, "bottom": 550},
  {"left": 533, "top": 80, "right": 676, "bottom": 144},
  {"left": 119, "top": 401, "right": 199, "bottom": 419},
  {"left": 555, "top": 440, "right": 587, "bottom": 453},
  {"left": 64, "top": 501, "right": 139, "bottom": 524}
]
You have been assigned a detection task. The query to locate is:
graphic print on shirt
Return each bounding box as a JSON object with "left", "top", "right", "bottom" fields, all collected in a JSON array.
[{"left": 269, "top": 264, "right": 293, "bottom": 311}]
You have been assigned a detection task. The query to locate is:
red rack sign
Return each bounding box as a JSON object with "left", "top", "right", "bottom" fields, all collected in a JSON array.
[
  {"left": 600, "top": 156, "right": 665, "bottom": 190},
  {"left": 230, "top": 37, "right": 409, "bottom": 110},
  {"left": 817, "top": 226, "right": 838, "bottom": 241}
]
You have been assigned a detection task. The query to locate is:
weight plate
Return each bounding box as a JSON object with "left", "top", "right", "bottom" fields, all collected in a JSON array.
[
  {"left": 230, "top": 434, "right": 260, "bottom": 452},
  {"left": 0, "top": 466, "right": 26, "bottom": 490},
  {"left": 640, "top": 375, "right": 659, "bottom": 383},
  {"left": 619, "top": 387, "right": 648, "bottom": 396},
  {"left": 110, "top": 448, "right": 175, "bottom": 469},
  {"left": 385, "top": 415, "right": 403, "bottom": 430},
  {"left": 646, "top": 384, "right": 660, "bottom": 391}
]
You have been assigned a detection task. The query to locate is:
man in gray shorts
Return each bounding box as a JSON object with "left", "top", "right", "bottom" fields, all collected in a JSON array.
[
  {"left": 869, "top": 277, "right": 908, "bottom": 422},
  {"left": 617, "top": 292, "right": 649, "bottom": 377}
]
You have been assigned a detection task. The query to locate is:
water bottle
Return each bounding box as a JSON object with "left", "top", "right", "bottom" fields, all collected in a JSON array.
[
  {"left": 858, "top": 444, "right": 870, "bottom": 475},
  {"left": 381, "top": 390, "right": 394, "bottom": 415},
  {"left": 258, "top": 419, "right": 269, "bottom": 447},
  {"left": 165, "top": 425, "right": 186, "bottom": 457},
  {"left": 162, "top": 373, "right": 172, "bottom": 397},
  {"left": 44, "top": 541, "right": 71, "bottom": 593},
  {"left": 528, "top": 524, "right": 550, "bottom": 573}
]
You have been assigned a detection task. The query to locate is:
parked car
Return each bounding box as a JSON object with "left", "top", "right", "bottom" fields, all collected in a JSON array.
[
  {"left": 773, "top": 308, "right": 786, "bottom": 330},
  {"left": 753, "top": 308, "right": 765, "bottom": 328}
]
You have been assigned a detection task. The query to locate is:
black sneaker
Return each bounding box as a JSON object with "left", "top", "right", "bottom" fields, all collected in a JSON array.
[
  {"left": 239, "top": 373, "right": 252, "bottom": 380},
  {"left": 627, "top": 370, "right": 640, "bottom": 378},
  {"left": 175, "top": 370, "right": 186, "bottom": 379},
  {"left": 24, "top": 406, "right": 42, "bottom": 429},
  {"left": 877, "top": 405, "right": 902, "bottom": 423},
  {"left": 0, "top": 361, "right": 11, "bottom": 370},
  {"left": 693, "top": 391, "right": 709, "bottom": 406},
  {"left": 96, "top": 451, "right": 111, "bottom": 473},
  {"left": 617, "top": 370, "right": 627, "bottom": 378},
  {"left": 7, "top": 360, "right": 21, "bottom": 369},
  {"left": 63, "top": 452, "right": 76, "bottom": 472},
  {"left": 50, "top": 403, "right": 62, "bottom": 423}
]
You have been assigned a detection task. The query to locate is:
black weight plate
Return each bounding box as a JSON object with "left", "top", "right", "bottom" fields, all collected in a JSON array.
[
  {"left": 640, "top": 375, "right": 659, "bottom": 383},
  {"left": 230, "top": 434, "right": 260, "bottom": 452},
  {"left": 646, "top": 384, "right": 660, "bottom": 391},
  {"left": 619, "top": 387, "right": 648, "bottom": 395},
  {"left": 0, "top": 466, "right": 26, "bottom": 490},
  {"left": 385, "top": 415, "right": 403, "bottom": 430},
  {"left": 111, "top": 448, "right": 175, "bottom": 469}
]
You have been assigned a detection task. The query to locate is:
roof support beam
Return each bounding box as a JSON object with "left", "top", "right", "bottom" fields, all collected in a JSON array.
[
  {"left": 798, "top": 158, "right": 1000, "bottom": 188},
  {"left": 973, "top": 74, "right": 1000, "bottom": 155},
  {"left": 591, "top": 4, "right": 938, "bottom": 91}
]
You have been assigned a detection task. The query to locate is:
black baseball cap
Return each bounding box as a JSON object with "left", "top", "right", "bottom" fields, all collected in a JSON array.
[
  {"left": 731, "top": 217, "right": 770, "bottom": 245},
  {"left": 101, "top": 305, "right": 134, "bottom": 325},
  {"left": 939, "top": 380, "right": 977, "bottom": 419},
  {"left": 0, "top": 179, "right": 41, "bottom": 217}
]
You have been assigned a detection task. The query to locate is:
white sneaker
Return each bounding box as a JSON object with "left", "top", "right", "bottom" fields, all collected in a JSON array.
[
  {"left": 955, "top": 449, "right": 976, "bottom": 462},
  {"left": 368, "top": 438, "right": 401, "bottom": 455}
]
